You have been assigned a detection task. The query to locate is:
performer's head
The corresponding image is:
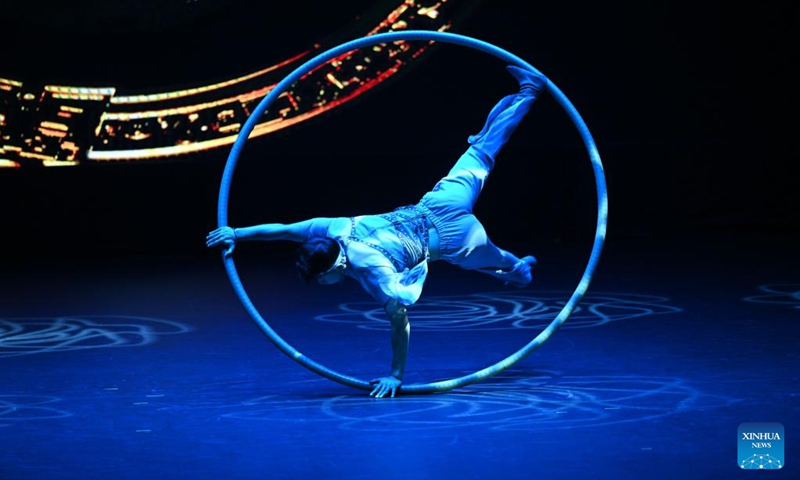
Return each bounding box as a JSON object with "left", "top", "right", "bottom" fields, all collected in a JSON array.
[{"left": 296, "top": 237, "right": 346, "bottom": 285}]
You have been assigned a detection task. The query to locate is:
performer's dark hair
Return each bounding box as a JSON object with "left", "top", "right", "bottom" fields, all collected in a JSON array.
[{"left": 296, "top": 237, "right": 340, "bottom": 283}]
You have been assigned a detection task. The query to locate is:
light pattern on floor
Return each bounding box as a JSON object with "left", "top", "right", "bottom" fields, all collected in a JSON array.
[
  {"left": 0, "top": 395, "right": 71, "bottom": 427},
  {"left": 0, "top": 315, "right": 193, "bottom": 357},
  {"left": 220, "top": 372, "right": 735, "bottom": 431},
  {"left": 743, "top": 284, "right": 800, "bottom": 310},
  {"left": 315, "top": 291, "right": 682, "bottom": 331}
]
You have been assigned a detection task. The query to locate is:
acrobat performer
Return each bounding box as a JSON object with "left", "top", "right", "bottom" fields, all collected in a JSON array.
[{"left": 207, "top": 65, "right": 546, "bottom": 398}]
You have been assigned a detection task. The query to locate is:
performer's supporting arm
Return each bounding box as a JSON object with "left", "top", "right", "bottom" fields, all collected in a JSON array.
[{"left": 370, "top": 298, "right": 409, "bottom": 398}]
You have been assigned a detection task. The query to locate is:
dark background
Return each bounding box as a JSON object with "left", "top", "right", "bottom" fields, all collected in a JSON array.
[{"left": 1, "top": 0, "right": 796, "bottom": 265}]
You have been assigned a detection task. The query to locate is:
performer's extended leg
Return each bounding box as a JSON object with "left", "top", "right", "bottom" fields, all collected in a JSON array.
[
  {"left": 422, "top": 66, "right": 547, "bottom": 213},
  {"left": 465, "top": 65, "right": 547, "bottom": 171},
  {"left": 419, "top": 66, "right": 546, "bottom": 288},
  {"left": 449, "top": 232, "right": 538, "bottom": 288}
]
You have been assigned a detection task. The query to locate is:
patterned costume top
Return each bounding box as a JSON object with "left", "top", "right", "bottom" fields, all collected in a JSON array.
[{"left": 326, "top": 205, "right": 432, "bottom": 306}]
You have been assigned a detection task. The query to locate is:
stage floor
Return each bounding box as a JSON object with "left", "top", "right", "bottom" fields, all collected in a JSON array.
[{"left": 2, "top": 231, "right": 797, "bottom": 479}]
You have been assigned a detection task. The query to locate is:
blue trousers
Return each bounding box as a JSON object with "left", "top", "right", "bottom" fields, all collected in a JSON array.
[{"left": 417, "top": 87, "right": 538, "bottom": 286}]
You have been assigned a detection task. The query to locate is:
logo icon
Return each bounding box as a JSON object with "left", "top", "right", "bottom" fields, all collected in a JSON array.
[{"left": 739, "top": 422, "right": 784, "bottom": 469}]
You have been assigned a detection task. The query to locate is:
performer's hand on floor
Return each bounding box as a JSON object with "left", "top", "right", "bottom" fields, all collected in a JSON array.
[
  {"left": 369, "top": 376, "right": 402, "bottom": 398},
  {"left": 206, "top": 226, "right": 236, "bottom": 257}
]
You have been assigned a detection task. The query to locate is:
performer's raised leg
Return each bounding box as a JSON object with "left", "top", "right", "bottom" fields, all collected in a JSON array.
[
  {"left": 420, "top": 66, "right": 547, "bottom": 215},
  {"left": 418, "top": 66, "right": 545, "bottom": 288}
]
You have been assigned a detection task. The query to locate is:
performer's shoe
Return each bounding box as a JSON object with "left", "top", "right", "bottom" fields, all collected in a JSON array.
[
  {"left": 504, "top": 255, "right": 538, "bottom": 288},
  {"left": 506, "top": 65, "right": 547, "bottom": 96},
  {"left": 520, "top": 255, "right": 538, "bottom": 270}
]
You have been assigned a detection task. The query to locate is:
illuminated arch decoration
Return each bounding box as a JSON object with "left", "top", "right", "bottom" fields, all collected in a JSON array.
[
  {"left": 0, "top": 1, "right": 479, "bottom": 167},
  {"left": 217, "top": 30, "right": 608, "bottom": 394}
]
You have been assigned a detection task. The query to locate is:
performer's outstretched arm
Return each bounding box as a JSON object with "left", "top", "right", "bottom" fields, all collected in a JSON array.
[
  {"left": 370, "top": 298, "right": 409, "bottom": 398},
  {"left": 234, "top": 218, "right": 333, "bottom": 242},
  {"left": 206, "top": 218, "right": 333, "bottom": 256}
]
